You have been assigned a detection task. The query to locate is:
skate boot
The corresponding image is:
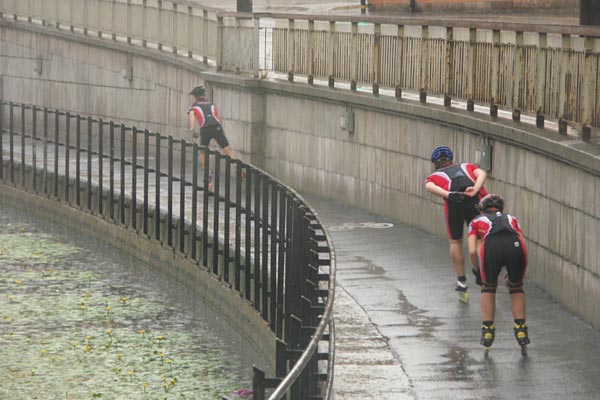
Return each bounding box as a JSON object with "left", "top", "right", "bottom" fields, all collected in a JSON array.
[
  {"left": 481, "top": 322, "right": 496, "bottom": 355},
  {"left": 514, "top": 321, "right": 530, "bottom": 356},
  {"left": 455, "top": 280, "right": 469, "bottom": 303}
]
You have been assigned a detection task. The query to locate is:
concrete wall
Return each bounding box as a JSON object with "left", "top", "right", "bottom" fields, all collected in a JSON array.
[
  {"left": 2, "top": 19, "right": 599, "bottom": 331},
  {"left": 368, "top": 0, "right": 578, "bottom": 12}
]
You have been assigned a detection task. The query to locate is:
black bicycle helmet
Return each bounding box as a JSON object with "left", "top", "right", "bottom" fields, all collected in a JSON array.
[
  {"left": 431, "top": 146, "right": 454, "bottom": 163},
  {"left": 189, "top": 85, "right": 206, "bottom": 97},
  {"left": 478, "top": 194, "right": 504, "bottom": 213}
]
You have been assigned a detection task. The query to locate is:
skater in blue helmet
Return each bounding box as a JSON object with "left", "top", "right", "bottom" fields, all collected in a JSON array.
[
  {"left": 468, "top": 194, "right": 530, "bottom": 355},
  {"left": 424, "top": 146, "right": 488, "bottom": 303}
]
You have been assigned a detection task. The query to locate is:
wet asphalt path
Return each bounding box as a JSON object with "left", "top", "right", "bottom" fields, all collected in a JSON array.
[{"left": 304, "top": 194, "right": 600, "bottom": 400}]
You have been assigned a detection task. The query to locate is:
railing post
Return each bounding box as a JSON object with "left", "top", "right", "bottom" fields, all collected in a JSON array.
[
  {"left": 490, "top": 30, "right": 500, "bottom": 107},
  {"left": 130, "top": 127, "right": 137, "bottom": 229},
  {"left": 269, "top": 182, "right": 278, "bottom": 330},
  {"left": 172, "top": 2, "right": 177, "bottom": 55},
  {"left": 109, "top": 121, "right": 115, "bottom": 221},
  {"left": 157, "top": 0, "right": 163, "bottom": 50},
  {"left": 191, "top": 143, "right": 198, "bottom": 260},
  {"left": 536, "top": 33, "right": 548, "bottom": 120},
  {"left": 87, "top": 116, "right": 93, "bottom": 211},
  {"left": 143, "top": 129, "right": 150, "bottom": 236},
  {"left": 213, "top": 152, "right": 221, "bottom": 276},
  {"left": 512, "top": 31, "right": 524, "bottom": 112},
  {"left": 253, "top": 170, "right": 261, "bottom": 309},
  {"left": 419, "top": 25, "right": 429, "bottom": 99},
  {"left": 373, "top": 23, "right": 382, "bottom": 94},
  {"left": 142, "top": 0, "right": 147, "bottom": 47},
  {"left": 252, "top": 366, "right": 266, "bottom": 400},
  {"left": 253, "top": 17, "right": 260, "bottom": 78},
  {"left": 53, "top": 109, "right": 59, "bottom": 197},
  {"left": 581, "top": 37, "right": 597, "bottom": 130},
  {"left": 32, "top": 106, "right": 37, "bottom": 192},
  {"left": 167, "top": 135, "right": 174, "bottom": 247},
  {"left": 234, "top": 159, "right": 242, "bottom": 291},
  {"left": 223, "top": 156, "right": 232, "bottom": 283},
  {"left": 202, "top": 10, "right": 209, "bottom": 64},
  {"left": 396, "top": 24, "right": 405, "bottom": 96},
  {"left": 286, "top": 19, "right": 295, "bottom": 80},
  {"left": 65, "top": 112, "right": 71, "bottom": 203},
  {"left": 261, "top": 176, "right": 269, "bottom": 320},
  {"left": 558, "top": 34, "right": 571, "bottom": 120},
  {"left": 98, "top": 119, "right": 104, "bottom": 216},
  {"left": 444, "top": 27, "right": 453, "bottom": 105},
  {"left": 42, "top": 108, "right": 48, "bottom": 195},
  {"left": 307, "top": 19, "right": 315, "bottom": 83},
  {"left": 126, "top": 0, "right": 132, "bottom": 44},
  {"left": 202, "top": 146, "right": 210, "bottom": 268},
  {"left": 20, "top": 105, "right": 26, "bottom": 188},
  {"left": 179, "top": 139, "right": 186, "bottom": 254},
  {"left": 244, "top": 164, "right": 252, "bottom": 299},
  {"left": 327, "top": 21, "right": 335, "bottom": 87},
  {"left": 155, "top": 132, "right": 162, "bottom": 241},
  {"left": 466, "top": 27, "right": 476, "bottom": 107},
  {"left": 119, "top": 123, "right": 126, "bottom": 225},
  {"left": 187, "top": 6, "right": 193, "bottom": 58},
  {"left": 216, "top": 15, "right": 224, "bottom": 71},
  {"left": 75, "top": 114, "right": 81, "bottom": 207}
]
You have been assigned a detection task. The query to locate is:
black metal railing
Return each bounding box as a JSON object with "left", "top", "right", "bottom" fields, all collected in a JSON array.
[{"left": 0, "top": 100, "right": 336, "bottom": 400}]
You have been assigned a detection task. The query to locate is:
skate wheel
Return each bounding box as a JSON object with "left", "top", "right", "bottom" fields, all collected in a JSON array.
[{"left": 457, "top": 292, "right": 469, "bottom": 304}]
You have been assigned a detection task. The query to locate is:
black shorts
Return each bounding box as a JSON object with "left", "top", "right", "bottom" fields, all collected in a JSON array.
[
  {"left": 200, "top": 125, "right": 229, "bottom": 148},
  {"left": 481, "top": 233, "right": 527, "bottom": 285},
  {"left": 444, "top": 196, "right": 479, "bottom": 240}
]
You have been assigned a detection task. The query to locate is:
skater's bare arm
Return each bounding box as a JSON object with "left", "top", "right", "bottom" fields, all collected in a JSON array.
[
  {"left": 425, "top": 181, "right": 449, "bottom": 199},
  {"left": 467, "top": 235, "right": 479, "bottom": 271},
  {"left": 465, "top": 168, "right": 487, "bottom": 197},
  {"left": 188, "top": 112, "right": 198, "bottom": 140}
]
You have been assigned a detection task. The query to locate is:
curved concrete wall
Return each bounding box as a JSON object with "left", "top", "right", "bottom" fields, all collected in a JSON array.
[{"left": 2, "top": 20, "right": 599, "bottom": 331}]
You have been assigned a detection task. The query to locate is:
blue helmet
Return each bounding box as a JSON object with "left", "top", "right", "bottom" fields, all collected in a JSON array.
[{"left": 431, "top": 146, "right": 453, "bottom": 163}]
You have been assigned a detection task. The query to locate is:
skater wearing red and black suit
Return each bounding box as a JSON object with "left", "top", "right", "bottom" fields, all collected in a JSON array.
[
  {"left": 425, "top": 146, "right": 488, "bottom": 302},
  {"left": 188, "top": 85, "right": 241, "bottom": 179},
  {"left": 468, "top": 194, "right": 530, "bottom": 353}
]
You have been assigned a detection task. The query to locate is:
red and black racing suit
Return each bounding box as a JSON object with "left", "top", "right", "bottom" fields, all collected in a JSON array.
[
  {"left": 189, "top": 101, "right": 229, "bottom": 148},
  {"left": 425, "top": 163, "right": 488, "bottom": 240},
  {"left": 468, "top": 211, "right": 528, "bottom": 286}
]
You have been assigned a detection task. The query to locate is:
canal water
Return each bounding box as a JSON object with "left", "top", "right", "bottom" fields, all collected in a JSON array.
[{"left": 0, "top": 201, "right": 259, "bottom": 399}]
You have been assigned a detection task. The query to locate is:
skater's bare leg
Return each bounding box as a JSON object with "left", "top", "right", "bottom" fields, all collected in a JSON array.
[
  {"left": 510, "top": 293, "right": 526, "bottom": 320},
  {"left": 449, "top": 239, "right": 465, "bottom": 276},
  {"left": 481, "top": 293, "right": 496, "bottom": 321}
]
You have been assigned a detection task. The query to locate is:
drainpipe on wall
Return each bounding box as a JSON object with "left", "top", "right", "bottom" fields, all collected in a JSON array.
[{"left": 409, "top": 0, "right": 416, "bottom": 13}]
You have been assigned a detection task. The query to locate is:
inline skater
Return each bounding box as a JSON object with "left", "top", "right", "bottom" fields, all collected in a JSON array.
[
  {"left": 468, "top": 194, "right": 530, "bottom": 355},
  {"left": 424, "top": 146, "right": 488, "bottom": 303}
]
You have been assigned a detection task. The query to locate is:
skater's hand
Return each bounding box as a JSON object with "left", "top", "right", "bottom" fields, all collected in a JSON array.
[
  {"left": 464, "top": 186, "right": 478, "bottom": 197},
  {"left": 447, "top": 191, "right": 465, "bottom": 203}
]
